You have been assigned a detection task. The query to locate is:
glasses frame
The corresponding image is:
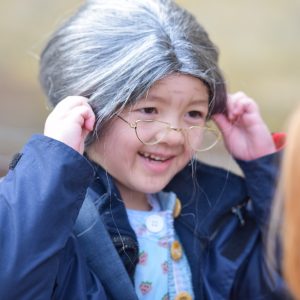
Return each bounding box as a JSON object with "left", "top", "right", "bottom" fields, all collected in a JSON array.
[{"left": 117, "top": 115, "right": 221, "bottom": 152}]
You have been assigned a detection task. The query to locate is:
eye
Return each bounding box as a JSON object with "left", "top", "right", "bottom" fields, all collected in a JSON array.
[
  {"left": 187, "top": 110, "right": 205, "bottom": 119},
  {"left": 139, "top": 107, "right": 158, "bottom": 115}
]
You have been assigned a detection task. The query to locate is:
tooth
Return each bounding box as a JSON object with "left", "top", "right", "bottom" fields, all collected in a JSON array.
[
  {"left": 141, "top": 152, "right": 167, "bottom": 161},
  {"left": 150, "top": 155, "right": 163, "bottom": 161}
]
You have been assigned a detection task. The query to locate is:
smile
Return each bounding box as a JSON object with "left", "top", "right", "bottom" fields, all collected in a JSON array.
[{"left": 139, "top": 151, "right": 171, "bottom": 162}]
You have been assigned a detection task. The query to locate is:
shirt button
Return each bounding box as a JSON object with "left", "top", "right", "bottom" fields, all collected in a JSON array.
[
  {"left": 145, "top": 214, "right": 164, "bottom": 233},
  {"left": 175, "top": 291, "right": 193, "bottom": 300},
  {"left": 171, "top": 240, "right": 182, "bottom": 261},
  {"left": 173, "top": 197, "right": 182, "bottom": 218}
]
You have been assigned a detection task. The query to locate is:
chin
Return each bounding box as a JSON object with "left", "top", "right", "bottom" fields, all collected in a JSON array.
[{"left": 139, "top": 182, "right": 169, "bottom": 194}]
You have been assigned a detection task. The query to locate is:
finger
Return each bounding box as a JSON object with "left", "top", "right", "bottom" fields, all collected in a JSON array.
[
  {"left": 55, "top": 96, "right": 90, "bottom": 112},
  {"left": 212, "top": 113, "right": 233, "bottom": 135},
  {"left": 226, "top": 95, "right": 240, "bottom": 122},
  {"left": 227, "top": 92, "right": 258, "bottom": 122},
  {"left": 226, "top": 94, "right": 240, "bottom": 120},
  {"left": 68, "top": 105, "right": 95, "bottom": 132},
  {"left": 230, "top": 92, "right": 258, "bottom": 113},
  {"left": 83, "top": 108, "right": 96, "bottom": 132}
]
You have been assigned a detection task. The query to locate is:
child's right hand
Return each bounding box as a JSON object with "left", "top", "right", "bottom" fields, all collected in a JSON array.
[{"left": 44, "top": 96, "right": 95, "bottom": 154}]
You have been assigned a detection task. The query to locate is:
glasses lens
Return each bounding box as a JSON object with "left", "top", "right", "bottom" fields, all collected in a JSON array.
[
  {"left": 134, "top": 119, "right": 219, "bottom": 150},
  {"left": 136, "top": 120, "right": 168, "bottom": 145},
  {"left": 188, "top": 126, "right": 219, "bottom": 151}
]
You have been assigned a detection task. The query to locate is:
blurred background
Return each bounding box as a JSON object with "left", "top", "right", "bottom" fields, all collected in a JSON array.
[{"left": 0, "top": 0, "right": 299, "bottom": 176}]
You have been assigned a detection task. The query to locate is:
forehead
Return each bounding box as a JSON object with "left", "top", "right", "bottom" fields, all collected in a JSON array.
[{"left": 142, "top": 74, "right": 209, "bottom": 105}]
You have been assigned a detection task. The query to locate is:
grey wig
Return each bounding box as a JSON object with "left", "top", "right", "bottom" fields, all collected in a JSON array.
[{"left": 39, "top": 0, "right": 227, "bottom": 144}]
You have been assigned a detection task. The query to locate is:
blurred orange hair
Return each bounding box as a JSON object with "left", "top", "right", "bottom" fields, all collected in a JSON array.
[{"left": 282, "top": 105, "right": 300, "bottom": 299}]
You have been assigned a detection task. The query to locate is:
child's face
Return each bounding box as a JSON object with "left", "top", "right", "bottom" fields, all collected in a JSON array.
[{"left": 88, "top": 74, "right": 209, "bottom": 199}]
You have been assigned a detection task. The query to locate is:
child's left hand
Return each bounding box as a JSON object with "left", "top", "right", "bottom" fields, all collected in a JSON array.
[{"left": 213, "top": 92, "right": 276, "bottom": 161}]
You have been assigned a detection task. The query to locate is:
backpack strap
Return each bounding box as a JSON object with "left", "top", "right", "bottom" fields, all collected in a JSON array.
[{"left": 74, "top": 189, "right": 138, "bottom": 300}]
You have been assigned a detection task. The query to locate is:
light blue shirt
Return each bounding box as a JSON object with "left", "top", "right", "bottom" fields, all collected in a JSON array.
[{"left": 127, "top": 191, "right": 194, "bottom": 300}]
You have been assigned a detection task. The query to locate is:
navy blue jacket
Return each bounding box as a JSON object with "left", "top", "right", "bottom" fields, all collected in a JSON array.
[{"left": 0, "top": 135, "right": 289, "bottom": 299}]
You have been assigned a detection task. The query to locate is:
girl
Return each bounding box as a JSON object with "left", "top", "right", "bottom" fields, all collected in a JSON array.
[{"left": 0, "top": 0, "right": 288, "bottom": 299}]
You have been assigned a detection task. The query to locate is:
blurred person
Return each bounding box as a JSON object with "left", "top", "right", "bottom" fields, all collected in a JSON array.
[
  {"left": 0, "top": 0, "right": 290, "bottom": 299},
  {"left": 269, "top": 105, "right": 300, "bottom": 299}
]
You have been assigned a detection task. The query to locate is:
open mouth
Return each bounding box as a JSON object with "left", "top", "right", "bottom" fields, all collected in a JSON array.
[{"left": 139, "top": 151, "right": 171, "bottom": 162}]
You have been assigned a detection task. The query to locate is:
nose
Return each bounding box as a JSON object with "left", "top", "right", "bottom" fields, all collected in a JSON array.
[{"left": 160, "top": 127, "right": 186, "bottom": 146}]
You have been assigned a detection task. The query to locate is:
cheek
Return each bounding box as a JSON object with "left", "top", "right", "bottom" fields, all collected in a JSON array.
[
  {"left": 103, "top": 129, "right": 138, "bottom": 164},
  {"left": 184, "top": 147, "right": 194, "bottom": 161},
  {"left": 175, "top": 148, "right": 193, "bottom": 172}
]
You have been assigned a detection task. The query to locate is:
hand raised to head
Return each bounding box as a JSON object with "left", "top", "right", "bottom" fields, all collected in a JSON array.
[
  {"left": 44, "top": 96, "right": 95, "bottom": 154},
  {"left": 213, "top": 92, "right": 276, "bottom": 160}
]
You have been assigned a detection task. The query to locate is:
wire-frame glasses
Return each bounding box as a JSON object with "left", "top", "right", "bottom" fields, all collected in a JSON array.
[{"left": 117, "top": 115, "right": 220, "bottom": 152}]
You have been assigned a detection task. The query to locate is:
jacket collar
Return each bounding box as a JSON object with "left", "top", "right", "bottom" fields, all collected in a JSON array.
[
  {"left": 88, "top": 159, "right": 248, "bottom": 239},
  {"left": 165, "top": 160, "right": 248, "bottom": 239}
]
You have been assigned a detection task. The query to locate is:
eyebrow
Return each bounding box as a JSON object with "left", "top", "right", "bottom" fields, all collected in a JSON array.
[
  {"left": 189, "top": 99, "right": 209, "bottom": 105},
  {"left": 144, "top": 94, "right": 208, "bottom": 105}
]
